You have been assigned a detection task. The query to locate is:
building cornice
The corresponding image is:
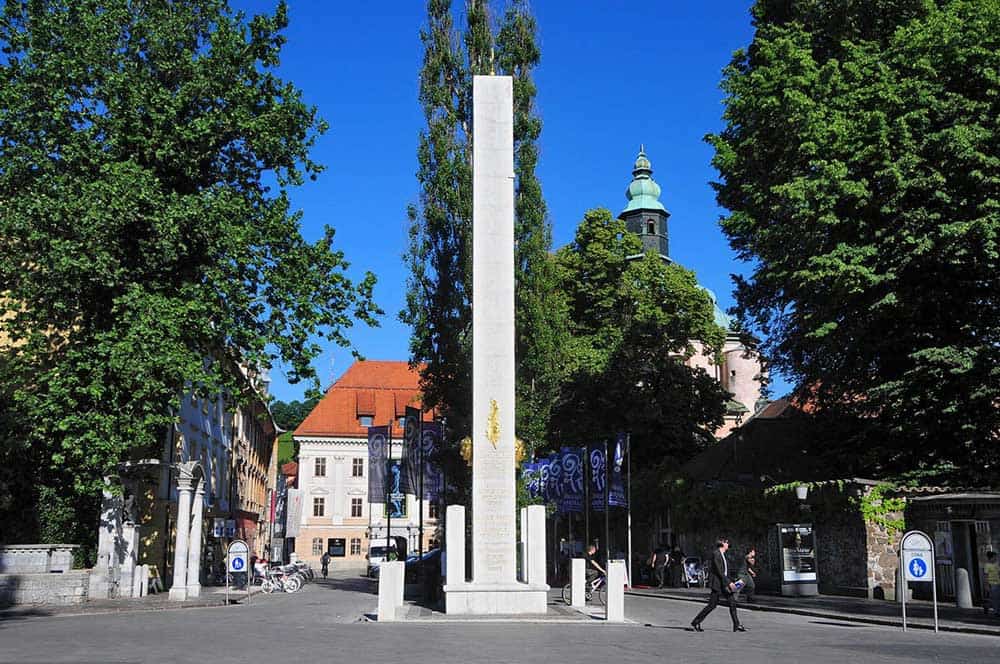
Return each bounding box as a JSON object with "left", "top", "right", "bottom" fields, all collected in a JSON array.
[{"left": 295, "top": 436, "right": 364, "bottom": 445}]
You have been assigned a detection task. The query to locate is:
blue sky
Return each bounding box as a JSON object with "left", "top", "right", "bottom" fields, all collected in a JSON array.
[{"left": 232, "top": 1, "right": 792, "bottom": 402}]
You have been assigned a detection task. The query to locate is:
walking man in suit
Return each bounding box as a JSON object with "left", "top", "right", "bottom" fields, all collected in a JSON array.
[{"left": 691, "top": 537, "right": 745, "bottom": 632}]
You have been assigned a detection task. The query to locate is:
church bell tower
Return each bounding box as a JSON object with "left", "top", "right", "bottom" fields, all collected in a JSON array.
[{"left": 619, "top": 146, "right": 670, "bottom": 260}]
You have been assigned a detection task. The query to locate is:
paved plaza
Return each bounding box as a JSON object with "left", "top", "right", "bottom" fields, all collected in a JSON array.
[{"left": 0, "top": 574, "right": 996, "bottom": 664}]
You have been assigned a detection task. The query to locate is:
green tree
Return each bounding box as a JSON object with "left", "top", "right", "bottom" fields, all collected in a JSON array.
[
  {"left": 403, "top": 0, "right": 566, "bottom": 457},
  {"left": 708, "top": 0, "right": 1000, "bottom": 481},
  {"left": 496, "top": 0, "right": 570, "bottom": 453},
  {"left": 271, "top": 397, "right": 320, "bottom": 432},
  {"left": 553, "top": 209, "right": 728, "bottom": 466},
  {"left": 0, "top": 0, "right": 380, "bottom": 548},
  {"left": 403, "top": 0, "right": 471, "bottom": 441}
]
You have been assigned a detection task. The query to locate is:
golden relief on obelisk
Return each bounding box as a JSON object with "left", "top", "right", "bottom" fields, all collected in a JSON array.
[{"left": 486, "top": 398, "right": 500, "bottom": 449}]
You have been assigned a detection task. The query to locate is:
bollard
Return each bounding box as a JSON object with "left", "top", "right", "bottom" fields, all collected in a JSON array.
[
  {"left": 606, "top": 560, "right": 625, "bottom": 622},
  {"left": 571, "top": 558, "right": 585, "bottom": 608},
  {"left": 377, "top": 561, "right": 405, "bottom": 621},
  {"left": 955, "top": 568, "right": 973, "bottom": 609}
]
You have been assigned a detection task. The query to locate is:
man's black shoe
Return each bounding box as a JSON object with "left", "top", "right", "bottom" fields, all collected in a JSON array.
[
  {"left": 691, "top": 622, "right": 704, "bottom": 632},
  {"left": 734, "top": 625, "right": 747, "bottom": 632}
]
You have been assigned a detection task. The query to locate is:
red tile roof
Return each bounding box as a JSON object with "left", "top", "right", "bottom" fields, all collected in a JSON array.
[{"left": 294, "top": 361, "right": 434, "bottom": 437}]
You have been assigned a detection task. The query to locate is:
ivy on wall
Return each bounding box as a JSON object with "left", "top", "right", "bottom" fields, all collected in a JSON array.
[{"left": 850, "top": 484, "right": 906, "bottom": 536}]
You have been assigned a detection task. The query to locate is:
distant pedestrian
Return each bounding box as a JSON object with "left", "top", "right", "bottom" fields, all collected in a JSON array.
[
  {"left": 651, "top": 547, "right": 668, "bottom": 588},
  {"left": 738, "top": 547, "right": 757, "bottom": 602},
  {"left": 321, "top": 551, "right": 331, "bottom": 579},
  {"left": 691, "top": 537, "right": 745, "bottom": 633},
  {"left": 984, "top": 551, "right": 1000, "bottom": 618},
  {"left": 670, "top": 545, "right": 685, "bottom": 587}
]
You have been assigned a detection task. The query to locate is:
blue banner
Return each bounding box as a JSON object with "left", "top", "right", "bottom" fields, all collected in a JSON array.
[
  {"left": 537, "top": 456, "right": 552, "bottom": 502},
  {"left": 402, "top": 407, "right": 421, "bottom": 496},
  {"left": 590, "top": 446, "right": 606, "bottom": 511},
  {"left": 386, "top": 459, "right": 406, "bottom": 518},
  {"left": 546, "top": 452, "right": 564, "bottom": 504},
  {"left": 522, "top": 461, "right": 541, "bottom": 499},
  {"left": 559, "top": 447, "right": 585, "bottom": 513},
  {"left": 368, "top": 425, "right": 388, "bottom": 500},
  {"left": 609, "top": 433, "right": 628, "bottom": 507},
  {"left": 421, "top": 422, "right": 443, "bottom": 501}
]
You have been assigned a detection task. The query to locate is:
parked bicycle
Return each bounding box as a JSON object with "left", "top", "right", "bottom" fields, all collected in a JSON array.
[
  {"left": 562, "top": 574, "right": 607, "bottom": 606},
  {"left": 259, "top": 562, "right": 313, "bottom": 594}
]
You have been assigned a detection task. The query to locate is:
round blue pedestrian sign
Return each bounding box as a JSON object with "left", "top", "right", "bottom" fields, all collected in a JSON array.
[
  {"left": 909, "top": 558, "right": 926, "bottom": 578},
  {"left": 232, "top": 557, "right": 244, "bottom": 571}
]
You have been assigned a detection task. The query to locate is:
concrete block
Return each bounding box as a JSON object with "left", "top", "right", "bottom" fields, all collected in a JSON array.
[
  {"left": 445, "top": 505, "right": 465, "bottom": 585},
  {"left": 606, "top": 560, "right": 625, "bottom": 622},
  {"left": 571, "top": 558, "right": 585, "bottom": 608},
  {"left": 377, "top": 561, "right": 405, "bottom": 622},
  {"left": 526, "top": 505, "right": 547, "bottom": 588},
  {"left": 956, "top": 568, "right": 973, "bottom": 609}
]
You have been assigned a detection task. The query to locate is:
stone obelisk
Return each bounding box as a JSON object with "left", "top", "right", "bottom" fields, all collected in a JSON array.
[{"left": 443, "top": 75, "right": 547, "bottom": 614}]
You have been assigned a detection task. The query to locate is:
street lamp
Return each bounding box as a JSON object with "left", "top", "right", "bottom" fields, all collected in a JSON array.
[{"left": 795, "top": 484, "right": 810, "bottom": 512}]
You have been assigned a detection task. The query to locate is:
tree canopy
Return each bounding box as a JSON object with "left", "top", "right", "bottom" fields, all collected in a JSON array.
[
  {"left": 0, "top": 0, "right": 379, "bottom": 546},
  {"left": 708, "top": 0, "right": 1000, "bottom": 481},
  {"left": 403, "top": 0, "right": 567, "bottom": 455},
  {"left": 552, "top": 209, "right": 729, "bottom": 467}
]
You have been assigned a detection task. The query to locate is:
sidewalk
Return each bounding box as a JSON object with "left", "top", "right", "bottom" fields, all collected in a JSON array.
[
  {"left": 627, "top": 585, "right": 1000, "bottom": 636},
  {"left": 0, "top": 585, "right": 261, "bottom": 621}
]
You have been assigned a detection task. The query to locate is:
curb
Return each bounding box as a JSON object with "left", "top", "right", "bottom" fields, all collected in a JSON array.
[
  {"left": 0, "top": 593, "right": 256, "bottom": 621},
  {"left": 626, "top": 590, "right": 1000, "bottom": 638}
]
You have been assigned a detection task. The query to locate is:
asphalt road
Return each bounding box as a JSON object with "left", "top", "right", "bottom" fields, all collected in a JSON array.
[{"left": 0, "top": 575, "right": 995, "bottom": 664}]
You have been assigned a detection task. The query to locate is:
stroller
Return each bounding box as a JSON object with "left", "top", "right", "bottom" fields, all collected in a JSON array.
[{"left": 683, "top": 557, "right": 706, "bottom": 588}]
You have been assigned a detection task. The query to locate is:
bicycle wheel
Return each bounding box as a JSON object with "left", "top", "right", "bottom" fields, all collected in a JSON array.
[
  {"left": 260, "top": 579, "right": 275, "bottom": 594},
  {"left": 284, "top": 576, "right": 302, "bottom": 593},
  {"left": 561, "top": 583, "right": 572, "bottom": 605},
  {"left": 596, "top": 584, "right": 606, "bottom": 606}
]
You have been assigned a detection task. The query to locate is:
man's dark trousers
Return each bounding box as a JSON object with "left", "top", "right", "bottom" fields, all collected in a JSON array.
[{"left": 692, "top": 589, "right": 738, "bottom": 627}]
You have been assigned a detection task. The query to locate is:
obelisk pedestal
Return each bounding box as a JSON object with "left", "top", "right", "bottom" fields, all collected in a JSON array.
[{"left": 443, "top": 75, "right": 547, "bottom": 615}]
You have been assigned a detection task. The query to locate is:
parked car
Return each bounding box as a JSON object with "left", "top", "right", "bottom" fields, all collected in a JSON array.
[
  {"left": 366, "top": 545, "right": 398, "bottom": 578},
  {"left": 404, "top": 548, "right": 442, "bottom": 584}
]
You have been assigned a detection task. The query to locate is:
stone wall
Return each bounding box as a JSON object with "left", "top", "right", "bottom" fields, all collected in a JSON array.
[
  {"left": 0, "top": 571, "right": 90, "bottom": 606},
  {"left": 865, "top": 513, "right": 902, "bottom": 600},
  {"left": 815, "top": 509, "right": 869, "bottom": 597},
  {"left": 0, "top": 544, "right": 79, "bottom": 574}
]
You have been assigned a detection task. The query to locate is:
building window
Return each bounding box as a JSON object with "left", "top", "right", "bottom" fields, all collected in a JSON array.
[
  {"left": 398, "top": 417, "right": 405, "bottom": 429},
  {"left": 352, "top": 458, "right": 364, "bottom": 477},
  {"left": 429, "top": 501, "right": 440, "bottom": 519},
  {"left": 313, "top": 497, "right": 325, "bottom": 517},
  {"left": 351, "top": 498, "right": 363, "bottom": 517},
  {"left": 312, "top": 538, "right": 323, "bottom": 555},
  {"left": 315, "top": 457, "right": 326, "bottom": 477},
  {"left": 359, "top": 415, "right": 373, "bottom": 427},
  {"left": 350, "top": 538, "right": 362, "bottom": 556},
  {"left": 647, "top": 220, "right": 655, "bottom": 235}
]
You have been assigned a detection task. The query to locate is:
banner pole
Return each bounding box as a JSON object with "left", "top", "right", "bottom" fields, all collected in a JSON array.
[
  {"left": 387, "top": 420, "right": 392, "bottom": 557},
  {"left": 604, "top": 438, "right": 610, "bottom": 571},
  {"left": 418, "top": 412, "right": 424, "bottom": 574},
  {"left": 626, "top": 433, "right": 633, "bottom": 589},
  {"left": 584, "top": 444, "right": 591, "bottom": 548}
]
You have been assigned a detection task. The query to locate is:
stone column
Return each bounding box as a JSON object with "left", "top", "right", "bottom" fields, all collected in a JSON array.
[
  {"left": 168, "top": 474, "right": 194, "bottom": 601},
  {"left": 526, "top": 505, "right": 547, "bottom": 588},
  {"left": 444, "top": 505, "right": 465, "bottom": 586},
  {"left": 120, "top": 523, "right": 139, "bottom": 598},
  {"left": 571, "top": 558, "right": 585, "bottom": 608},
  {"left": 606, "top": 560, "right": 625, "bottom": 622},
  {"left": 88, "top": 479, "right": 122, "bottom": 600},
  {"left": 185, "top": 482, "right": 205, "bottom": 598}
]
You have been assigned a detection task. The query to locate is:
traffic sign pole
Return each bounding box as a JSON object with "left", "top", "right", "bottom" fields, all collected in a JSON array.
[{"left": 899, "top": 530, "right": 937, "bottom": 634}]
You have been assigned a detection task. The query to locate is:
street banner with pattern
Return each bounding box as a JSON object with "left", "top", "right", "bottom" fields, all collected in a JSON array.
[
  {"left": 559, "top": 447, "right": 585, "bottom": 513},
  {"left": 609, "top": 432, "right": 628, "bottom": 507},
  {"left": 367, "top": 425, "right": 388, "bottom": 500}
]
